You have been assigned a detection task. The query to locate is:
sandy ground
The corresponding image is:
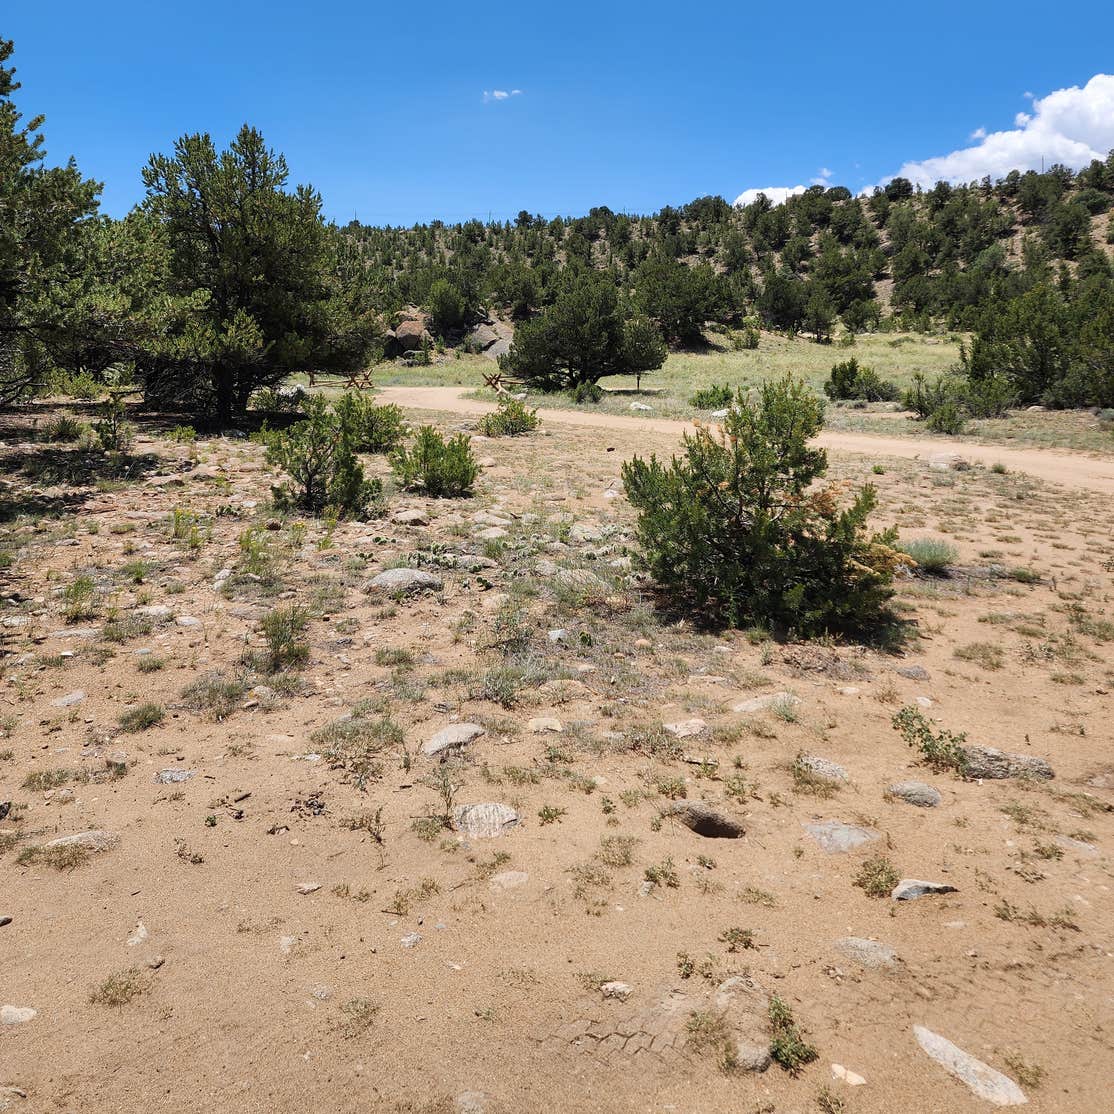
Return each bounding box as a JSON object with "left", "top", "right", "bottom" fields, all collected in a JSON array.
[
  {"left": 378, "top": 386, "right": 1114, "bottom": 496},
  {"left": 2, "top": 401, "right": 1113, "bottom": 1114}
]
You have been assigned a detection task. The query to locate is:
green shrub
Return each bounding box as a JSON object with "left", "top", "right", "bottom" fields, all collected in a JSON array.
[
  {"left": 167, "top": 425, "right": 197, "bottom": 443},
  {"left": 477, "top": 397, "right": 540, "bottom": 437},
  {"left": 824, "top": 358, "right": 897, "bottom": 402},
  {"left": 119, "top": 702, "right": 165, "bottom": 732},
  {"left": 622, "top": 376, "right": 903, "bottom": 637},
  {"left": 333, "top": 393, "right": 408, "bottom": 453},
  {"left": 892, "top": 706, "right": 968, "bottom": 774},
  {"left": 569, "top": 381, "right": 603, "bottom": 404},
  {"left": 768, "top": 995, "right": 818, "bottom": 1074},
  {"left": 689, "top": 383, "right": 733, "bottom": 410},
  {"left": 389, "top": 426, "right": 479, "bottom": 497},
  {"left": 93, "top": 395, "right": 134, "bottom": 453},
  {"left": 265, "top": 396, "right": 382, "bottom": 516},
  {"left": 897, "top": 537, "right": 958, "bottom": 574},
  {"left": 927, "top": 401, "right": 967, "bottom": 435}
]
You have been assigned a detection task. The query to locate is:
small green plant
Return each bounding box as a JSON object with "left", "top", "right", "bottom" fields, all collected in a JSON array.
[
  {"left": 643, "top": 858, "right": 680, "bottom": 888},
  {"left": 93, "top": 394, "right": 135, "bottom": 453},
  {"left": 62, "top": 575, "right": 97, "bottom": 622},
  {"left": 954, "top": 641, "right": 1005, "bottom": 670},
  {"left": 853, "top": 854, "right": 899, "bottom": 897},
  {"left": 768, "top": 994, "right": 818, "bottom": 1074},
  {"left": 897, "top": 537, "right": 958, "bottom": 574},
  {"left": 119, "top": 702, "right": 165, "bottom": 732},
  {"left": 718, "top": 926, "right": 757, "bottom": 952},
  {"left": 167, "top": 425, "right": 197, "bottom": 443},
  {"left": 89, "top": 967, "right": 147, "bottom": 1006},
  {"left": 259, "top": 606, "right": 310, "bottom": 671},
  {"left": 265, "top": 395, "right": 382, "bottom": 517},
  {"left": 690, "top": 383, "right": 733, "bottom": 409},
  {"left": 478, "top": 396, "right": 540, "bottom": 437},
  {"left": 41, "top": 412, "right": 86, "bottom": 442},
  {"left": 390, "top": 426, "right": 479, "bottom": 496},
  {"left": 538, "top": 804, "right": 567, "bottom": 825},
  {"left": 824, "top": 357, "right": 898, "bottom": 402},
  {"left": 891, "top": 706, "right": 968, "bottom": 775}
]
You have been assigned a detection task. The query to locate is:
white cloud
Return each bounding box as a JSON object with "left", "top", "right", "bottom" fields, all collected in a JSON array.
[
  {"left": 887, "top": 73, "right": 1114, "bottom": 188},
  {"left": 970, "top": 126, "right": 986, "bottom": 140},
  {"left": 732, "top": 184, "right": 808, "bottom": 207},
  {"left": 483, "top": 89, "right": 522, "bottom": 104}
]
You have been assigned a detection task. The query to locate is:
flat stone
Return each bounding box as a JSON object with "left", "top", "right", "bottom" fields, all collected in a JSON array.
[
  {"left": 914, "top": 1025, "right": 1027, "bottom": 1106},
  {"left": 137, "top": 605, "right": 173, "bottom": 619},
  {"left": 892, "top": 879, "right": 958, "bottom": 901},
  {"left": 568, "top": 523, "right": 603, "bottom": 544},
  {"left": 547, "top": 629, "right": 568, "bottom": 643},
  {"left": 489, "top": 870, "right": 529, "bottom": 892},
  {"left": 423, "top": 723, "right": 485, "bottom": 757},
  {"left": 663, "top": 802, "right": 745, "bottom": 839},
  {"left": 51, "top": 690, "right": 85, "bottom": 708},
  {"left": 473, "top": 511, "right": 512, "bottom": 527},
  {"left": 453, "top": 802, "right": 520, "bottom": 838},
  {"left": 896, "top": 665, "right": 930, "bottom": 681},
  {"left": 733, "top": 691, "right": 799, "bottom": 715},
  {"left": 527, "top": 716, "right": 563, "bottom": 734},
  {"left": 963, "top": 746, "right": 1053, "bottom": 781},
  {"left": 43, "top": 829, "right": 118, "bottom": 853},
  {"left": 804, "top": 820, "right": 877, "bottom": 854},
  {"left": 175, "top": 615, "right": 200, "bottom": 627},
  {"left": 153, "top": 768, "right": 193, "bottom": 784},
  {"left": 365, "top": 568, "right": 443, "bottom": 596},
  {"left": 832, "top": 1064, "right": 867, "bottom": 1086},
  {"left": 1053, "top": 835, "right": 1099, "bottom": 857},
  {"left": 392, "top": 509, "right": 429, "bottom": 526},
  {"left": 797, "top": 754, "right": 849, "bottom": 783},
  {"left": 401, "top": 932, "right": 421, "bottom": 949},
  {"left": 888, "top": 781, "right": 941, "bottom": 807},
  {"left": 663, "top": 717, "right": 707, "bottom": 739},
  {"left": 0, "top": 1005, "right": 36, "bottom": 1025},
  {"left": 296, "top": 882, "right": 321, "bottom": 895},
  {"left": 835, "top": 937, "right": 899, "bottom": 970},
  {"left": 474, "top": 526, "right": 507, "bottom": 540}
]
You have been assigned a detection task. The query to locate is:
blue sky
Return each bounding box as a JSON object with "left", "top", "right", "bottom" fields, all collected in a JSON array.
[{"left": 8, "top": 1, "right": 1114, "bottom": 225}]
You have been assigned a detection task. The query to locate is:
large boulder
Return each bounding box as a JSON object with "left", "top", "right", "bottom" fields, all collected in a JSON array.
[
  {"left": 467, "top": 324, "right": 500, "bottom": 351},
  {"left": 395, "top": 320, "right": 428, "bottom": 351}
]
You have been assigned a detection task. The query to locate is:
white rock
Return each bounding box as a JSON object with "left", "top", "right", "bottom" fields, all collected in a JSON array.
[
  {"left": 527, "top": 716, "right": 563, "bottom": 734},
  {"left": 423, "top": 723, "right": 485, "bottom": 757},
  {"left": 0, "top": 1005, "right": 36, "bottom": 1025},
  {"left": 296, "top": 882, "right": 321, "bottom": 895},
  {"left": 914, "top": 1025, "right": 1027, "bottom": 1106},
  {"left": 663, "top": 717, "right": 707, "bottom": 739},
  {"left": 43, "top": 829, "right": 118, "bottom": 853},
  {"left": 489, "top": 870, "right": 529, "bottom": 892},
  {"left": 401, "top": 932, "right": 422, "bottom": 949},
  {"left": 600, "top": 981, "right": 633, "bottom": 1001},
  {"left": 366, "top": 568, "right": 443, "bottom": 596},
  {"left": 126, "top": 921, "right": 148, "bottom": 947},
  {"left": 453, "top": 802, "right": 519, "bottom": 838},
  {"left": 51, "top": 690, "right": 85, "bottom": 708},
  {"left": 832, "top": 1063, "right": 867, "bottom": 1086}
]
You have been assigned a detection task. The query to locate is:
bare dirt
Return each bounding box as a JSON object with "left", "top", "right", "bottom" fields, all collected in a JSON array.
[{"left": 2, "top": 401, "right": 1113, "bottom": 1114}]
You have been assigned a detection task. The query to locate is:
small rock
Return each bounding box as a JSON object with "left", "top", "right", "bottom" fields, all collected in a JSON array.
[
  {"left": 50, "top": 690, "right": 85, "bottom": 708},
  {"left": 401, "top": 932, "right": 422, "bottom": 949},
  {"left": 637, "top": 880, "right": 656, "bottom": 897},
  {"left": 568, "top": 523, "right": 603, "bottom": 544},
  {"left": 733, "top": 691, "right": 799, "bottom": 715},
  {"left": 392, "top": 509, "right": 429, "bottom": 526},
  {"left": 474, "top": 526, "right": 507, "bottom": 540},
  {"left": 365, "top": 568, "right": 443, "bottom": 596},
  {"left": 733, "top": 1039, "right": 772, "bottom": 1072},
  {"left": 296, "top": 883, "right": 321, "bottom": 895},
  {"left": 453, "top": 803, "right": 520, "bottom": 838},
  {"left": 796, "top": 755, "right": 849, "bottom": 783},
  {"left": 963, "top": 746, "right": 1054, "bottom": 781},
  {"left": 547, "top": 629, "right": 568, "bottom": 643},
  {"left": 147, "top": 955, "right": 165, "bottom": 970},
  {"left": 600, "top": 981, "right": 632, "bottom": 1001},
  {"left": 663, "top": 801, "right": 745, "bottom": 839},
  {"left": 126, "top": 921, "right": 148, "bottom": 947},
  {"left": 278, "top": 935, "right": 298, "bottom": 954},
  {"left": 835, "top": 937, "right": 899, "bottom": 970},
  {"left": 0, "top": 1005, "right": 36, "bottom": 1025},
  {"left": 914, "top": 1025, "right": 1026, "bottom": 1106},
  {"left": 423, "top": 723, "right": 485, "bottom": 757},
  {"left": 0, "top": 1087, "right": 28, "bottom": 1110},
  {"left": 804, "top": 820, "right": 877, "bottom": 854},
  {"left": 154, "top": 768, "right": 193, "bottom": 784},
  {"left": 888, "top": 781, "right": 941, "bottom": 807},
  {"left": 527, "top": 716, "right": 563, "bottom": 734},
  {"left": 892, "top": 879, "right": 958, "bottom": 901},
  {"left": 175, "top": 615, "right": 200, "bottom": 627},
  {"left": 663, "top": 717, "right": 707, "bottom": 739}
]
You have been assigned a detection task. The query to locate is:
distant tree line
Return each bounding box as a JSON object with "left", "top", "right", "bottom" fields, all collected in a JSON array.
[{"left": 3, "top": 34, "right": 1113, "bottom": 422}]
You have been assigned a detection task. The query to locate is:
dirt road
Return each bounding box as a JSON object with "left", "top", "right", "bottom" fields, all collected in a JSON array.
[{"left": 378, "top": 385, "right": 1114, "bottom": 495}]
